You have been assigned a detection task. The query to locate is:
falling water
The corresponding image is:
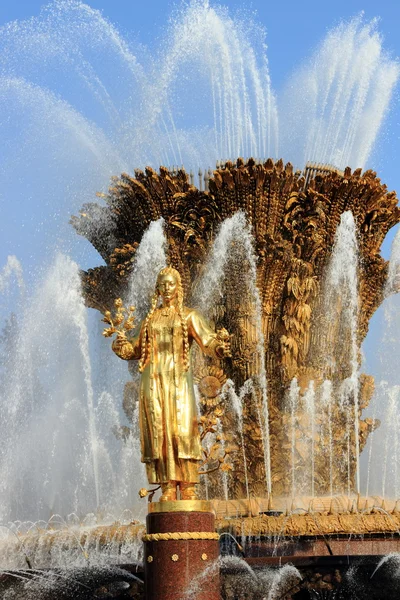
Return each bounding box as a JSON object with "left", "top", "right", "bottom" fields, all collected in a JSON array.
[
  {"left": 360, "top": 227, "right": 400, "bottom": 498},
  {"left": 0, "top": 256, "right": 24, "bottom": 295},
  {"left": 365, "top": 384, "right": 378, "bottom": 498},
  {"left": 379, "top": 228, "right": 400, "bottom": 380},
  {"left": 379, "top": 230, "right": 400, "bottom": 499},
  {"left": 0, "top": 3, "right": 398, "bottom": 277},
  {"left": 127, "top": 218, "right": 167, "bottom": 320},
  {"left": 218, "top": 557, "right": 301, "bottom": 600},
  {"left": 153, "top": 1, "right": 279, "bottom": 165},
  {"left": 303, "top": 381, "right": 316, "bottom": 497},
  {"left": 280, "top": 16, "right": 400, "bottom": 170},
  {"left": 0, "top": 4, "right": 393, "bottom": 177},
  {"left": 0, "top": 0, "right": 279, "bottom": 211},
  {"left": 320, "top": 380, "right": 333, "bottom": 497},
  {"left": 216, "top": 417, "right": 229, "bottom": 501},
  {"left": 370, "top": 553, "right": 400, "bottom": 581},
  {"left": 381, "top": 385, "right": 400, "bottom": 499},
  {"left": 288, "top": 378, "right": 300, "bottom": 498},
  {"left": 0, "top": 252, "right": 152, "bottom": 523},
  {"left": 338, "top": 378, "right": 354, "bottom": 496},
  {"left": 266, "top": 564, "right": 303, "bottom": 600},
  {"left": 323, "top": 211, "right": 360, "bottom": 493},
  {"left": 195, "top": 212, "right": 272, "bottom": 494},
  {"left": 0, "top": 255, "right": 102, "bottom": 520},
  {"left": 71, "top": 264, "right": 101, "bottom": 508},
  {"left": 202, "top": 430, "right": 213, "bottom": 501},
  {"left": 0, "top": 517, "right": 144, "bottom": 569},
  {"left": 386, "top": 228, "right": 400, "bottom": 293},
  {"left": 221, "top": 379, "right": 254, "bottom": 501}
]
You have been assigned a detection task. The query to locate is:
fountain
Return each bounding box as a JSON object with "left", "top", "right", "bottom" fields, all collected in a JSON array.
[
  {"left": 1, "top": 1, "right": 400, "bottom": 598},
  {"left": 73, "top": 158, "right": 399, "bottom": 497}
]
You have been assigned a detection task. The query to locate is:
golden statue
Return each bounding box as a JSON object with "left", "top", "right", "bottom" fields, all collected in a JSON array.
[{"left": 110, "top": 266, "right": 231, "bottom": 502}]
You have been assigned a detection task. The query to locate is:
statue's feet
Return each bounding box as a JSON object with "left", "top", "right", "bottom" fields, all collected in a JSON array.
[
  {"left": 180, "top": 482, "right": 197, "bottom": 500},
  {"left": 160, "top": 481, "right": 177, "bottom": 502}
]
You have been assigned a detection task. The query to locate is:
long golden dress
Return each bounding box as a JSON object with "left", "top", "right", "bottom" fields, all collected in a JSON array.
[{"left": 114, "top": 305, "right": 222, "bottom": 484}]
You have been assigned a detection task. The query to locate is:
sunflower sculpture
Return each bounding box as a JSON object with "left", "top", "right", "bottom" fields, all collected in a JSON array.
[
  {"left": 193, "top": 365, "right": 238, "bottom": 488},
  {"left": 194, "top": 365, "right": 227, "bottom": 407}
]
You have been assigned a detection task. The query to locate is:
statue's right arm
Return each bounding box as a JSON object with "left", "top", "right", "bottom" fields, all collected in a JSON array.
[{"left": 112, "top": 322, "right": 143, "bottom": 361}]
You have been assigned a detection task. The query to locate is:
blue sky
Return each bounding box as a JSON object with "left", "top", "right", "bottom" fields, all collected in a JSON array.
[
  {"left": 1, "top": 3, "right": 399, "bottom": 181},
  {"left": 2, "top": 1, "right": 399, "bottom": 92},
  {"left": 0, "top": 0, "right": 399, "bottom": 271}
]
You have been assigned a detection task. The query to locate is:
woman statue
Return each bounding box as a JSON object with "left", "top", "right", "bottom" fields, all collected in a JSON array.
[{"left": 112, "top": 266, "right": 231, "bottom": 502}]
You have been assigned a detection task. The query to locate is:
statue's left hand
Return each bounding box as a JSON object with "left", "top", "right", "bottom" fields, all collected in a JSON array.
[
  {"left": 215, "top": 328, "right": 232, "bottom": 358},
  {"left": 112, "top": 334, "right": 135, "bottom": 360}
]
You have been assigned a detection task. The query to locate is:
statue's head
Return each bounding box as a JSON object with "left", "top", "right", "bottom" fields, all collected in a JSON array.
[{"left": 156, "top": 266, "right": 183, "bottom": 306}]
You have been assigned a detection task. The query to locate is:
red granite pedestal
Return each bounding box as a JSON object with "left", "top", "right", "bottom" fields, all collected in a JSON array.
[{"left": 144, "top": 501, "right": 220, "bottom": 600}]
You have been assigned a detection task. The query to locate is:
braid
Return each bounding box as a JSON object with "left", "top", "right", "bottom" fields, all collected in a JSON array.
[
  {"left": 138, "top": 291, "right": 159, "bottom": 373},
  {"left": 177, "top": 278, "right": 190, "bottom": 372},
  {"left": 155, "top": 266, "right": 190, "bottom": 372}
]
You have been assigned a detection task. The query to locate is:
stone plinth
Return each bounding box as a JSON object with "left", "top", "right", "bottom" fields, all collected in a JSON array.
[{"left": 144, "top": 500, "right": 220, "bottom": 600}]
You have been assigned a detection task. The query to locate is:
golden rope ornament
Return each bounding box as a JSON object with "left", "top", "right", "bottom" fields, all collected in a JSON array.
[
  {"left": 138, "top": 291, "right": 158, "bottom": 373},
  {"left": 142, "top": 531, "right": 220, "bottom": 542}
]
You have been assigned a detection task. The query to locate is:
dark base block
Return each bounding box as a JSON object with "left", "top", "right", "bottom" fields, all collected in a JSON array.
[{"left": 145, "top": 510, "right": 220, "bottom": 600}]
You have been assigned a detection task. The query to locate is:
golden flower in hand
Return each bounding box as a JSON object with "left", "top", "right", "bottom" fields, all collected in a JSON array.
[
  {"left": 124, "top": 318, "right": 135, "bottom": 331},
  {"left": 139, "top": 488, "right": 149, "bottom": 498},
  {"left": 102, "top": 328, "right": 115, "bottom": 338},
  {"left": 102, "top": 299, "right": 136, "bottom": 341}
]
